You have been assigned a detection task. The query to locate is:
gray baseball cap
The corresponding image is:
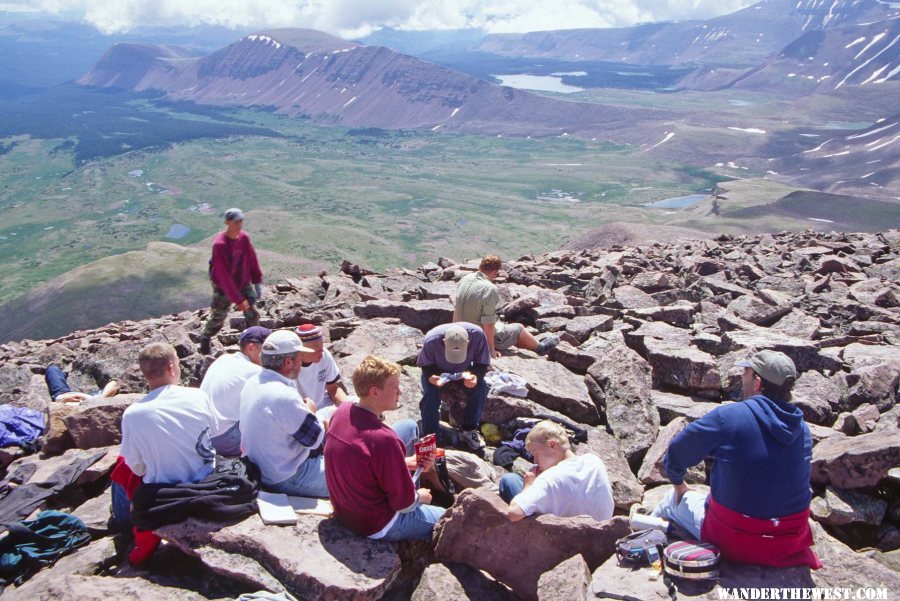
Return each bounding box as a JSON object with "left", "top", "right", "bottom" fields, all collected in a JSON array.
[
  {"left": 736, "top": 350, "right": 797, "bottom": 386},
  {"left": 224, "top": 207, "right": 245, "bottom": 221},
  {"left": 444, "top": 325, "right": 469, "bottom": 365}
]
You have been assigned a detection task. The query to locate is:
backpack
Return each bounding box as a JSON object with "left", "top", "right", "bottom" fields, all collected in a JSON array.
[
  {"left": 616, "top": 528, "right": 669, "bottom": 566},
  {"left": 0, "top": 511, "right": 91, "bottom": 591}
]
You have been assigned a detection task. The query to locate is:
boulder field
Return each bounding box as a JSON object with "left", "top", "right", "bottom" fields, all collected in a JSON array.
[{"left": 0, "top": 229, "right": 897, "bottom": 599}]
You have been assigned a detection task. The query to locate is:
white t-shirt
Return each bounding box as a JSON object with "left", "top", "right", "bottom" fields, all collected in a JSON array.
[
  {"left": 120, "top": 385, "right": 219, "bottom": 485},
  {"left": 296, "top": 349, "right": 341, "bottom": 409},
  {"left": 512, "top": 454, "right": 615, "bottom": 522},
  {"left": 200, "top": 351, "right": 262, "bottom": 435},
  {"left": 240, "top": 369, "right": 325, "bottom": 485}
]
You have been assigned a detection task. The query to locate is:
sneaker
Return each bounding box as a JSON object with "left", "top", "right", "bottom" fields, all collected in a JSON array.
[
  {"left": 199, "top": 334, "right": 211, "bottom": 355},
  {"left": 535, "top": 335, "right": 560, "bottom": 356},
  {"left": 459, "top": 428, "right": 486, "bottom": 453}
]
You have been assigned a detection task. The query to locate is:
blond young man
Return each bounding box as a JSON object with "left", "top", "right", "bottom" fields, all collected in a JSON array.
[
  {"left": 501, "top": 420, "right": 614, "bottom": 523},
  {"left": 454, "top": 254, "right": 558, "bottom": 358},
  {"left": 325, "top": 355, "right": 443, "bottom": 541}
]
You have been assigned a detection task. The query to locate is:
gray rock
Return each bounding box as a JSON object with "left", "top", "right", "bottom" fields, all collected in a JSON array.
[
  {"left": 727, "top": 294, "right": 791, "bottom": 327},
  {"left": 564, "top": 315, "right": 614, "bottom": 344},
  {"left": 644, "top": 337, "right": 721, "bottom": 394},
  {"left": 611, "top": 285, "right": 658, "bottom": 309},
  {"left": 586, "top": 345, "right": 659, "bottom": 467},
  {"left": 849, "top": 278, "right": 899, "bottom": 307},
  {"left": 331, "top": 318, "right": 423, "bottom": 365},
  {"left": 628, "top": 301, "right": 697, "bottom": 327},
  {"left": 410, "top": 563, "right": 514, "bottom": 601},
  {"left": 771, "top": 309, "right": 821, "bottom": 339},
  {"left": 352, "top": 299, "right": 452, "bottom": 333},
  {"left": 493, "top": 354, "right": 600, "bottom": 425},
  {"left": 810, "top": 487, "right": 887, "bottom": 526},
  {"left": 722, "top": 328, "right": 841, "bottom": 372},
  {"left": 158, "top": 515, "right": 402, "bottom": 600},
  {"left": 575, "top": 428, "right": 644, "bottom": 510},
  {"left": 811, "top": 430, "right": 900, "bottom": 489},
  {"left": 791, "top": 371, "right": 839, "bottom": 426},
  {"left": 842, "top": 361, "right": 900, "bottom": 412},
  {"left": 64, "top": 394, "right": 141, "bottom": 449},
  {"left": 651, "top": 390, "right": 721, "bottom": 425},
  {"left": 536, "top": 554, "right": 591, "bottom": 601},
  {"left": 433, "top": 487, "right": 630, "bottom": 601},
  {"left": 638, "top": 417, "right": 705, "bottom": 486}
]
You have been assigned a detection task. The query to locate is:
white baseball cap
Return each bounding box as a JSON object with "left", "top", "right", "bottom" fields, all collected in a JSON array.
[{"left": 261, "top": 330, "right": 313, "bottom": 356}]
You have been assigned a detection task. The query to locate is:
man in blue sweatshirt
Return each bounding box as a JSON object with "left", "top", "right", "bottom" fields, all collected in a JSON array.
[{"left": 651, "top": 350, "right": 821, "bottom": 568}]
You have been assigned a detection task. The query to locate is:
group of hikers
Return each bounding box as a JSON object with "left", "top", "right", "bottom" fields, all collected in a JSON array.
[{"left": 72, "top": 208, "right": 822, "bottom": 569}]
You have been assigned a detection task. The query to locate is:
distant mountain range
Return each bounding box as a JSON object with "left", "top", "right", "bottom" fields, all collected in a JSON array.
[{"left": 77, "top": 29, "right": 665, "bottom": 141}]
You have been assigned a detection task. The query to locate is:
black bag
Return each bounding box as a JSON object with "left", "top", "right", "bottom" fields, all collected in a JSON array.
[{"left": 616, "top": 528, "right": 669, "bottom": 566}]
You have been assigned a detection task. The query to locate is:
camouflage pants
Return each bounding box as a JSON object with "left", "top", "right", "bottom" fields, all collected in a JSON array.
[{"left": 202, "top": 283, "right": 259, "bottom": 337}]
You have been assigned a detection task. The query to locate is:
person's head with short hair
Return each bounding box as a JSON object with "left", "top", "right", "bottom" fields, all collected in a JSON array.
[
  {"left": 296, "top": 323, "right": 325, "bottom": 365},
  {"left": 224, "top": 207, "right": 244, "bottom": 237},
  {"left": 479, "top": 254, "right": 501, "bottom": 278},
  {"left": 259, "top": 330, "right": 311, "bottom": 379},
  {"left": 352, "top": 355, "right": 402, "bottom": 414},
  {"left": 138, "top": 342, "right": 180, "bottom": 389},
  {"left": 737, "top": 350, "right": 797, "bottom": 402},
  {"left": 525, "top": 420, "right": 573, "bottom": 472},
  {"left": 239, "top": 326, "right": 271, "bottom": 365}
]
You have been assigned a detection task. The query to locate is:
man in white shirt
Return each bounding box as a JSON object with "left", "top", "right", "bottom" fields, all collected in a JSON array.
[
  {"left": 500, "top": 420, "right": 614, "bottom": 523},
  {"left": 240, "top": 330, "right": 329, "bottom": 497},
  {"left": 200, "top": 326, "right": 270, "bottom": 456},
  {"left": 295, "top": 323, "right": 349, "bottom": 422},
  {"left": 121, "top": 342, "right": 219, "bottom": 485},
  {"left": 119, "top": 341, "right": 220, "bottom": 565}
]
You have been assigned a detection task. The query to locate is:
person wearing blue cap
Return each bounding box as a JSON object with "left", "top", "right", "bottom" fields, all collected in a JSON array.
[
  {"left": 199, "top": 208, "right": 264, "bottom": 355},
  {"left": 200, "top": 325, "right": 271, "bottom": 456}
]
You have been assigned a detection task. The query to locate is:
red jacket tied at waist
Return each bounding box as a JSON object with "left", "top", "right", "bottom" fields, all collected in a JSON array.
[
  {"left": 701, "top": 496, "right": 822, "bottom": 569},
  {"left": 110, "top": 456, "right": 142, "bottom": 499}
]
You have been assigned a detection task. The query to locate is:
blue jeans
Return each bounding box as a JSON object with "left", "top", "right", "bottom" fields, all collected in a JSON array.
[
  {"left": 110, "top": 482, "right": 132, "bottom": 532},
  {"left": 419, "top": 372, "right": 488, "bottom": 436},
  {"left": 268, "top": 454, "right": 330, "bottom": 498},
  {"left": 651, "top": 489, "right": 709, "bottom": 540},
  {"left": 45, "top": 365, "right": 72, "bottom": 401},
  {"left": 499, "top": 473, "right": 524, "bottom": 504},
  {"left": 210, "top": 421, "right": 242, "bottom": 457},
  {"left": 268, "top": 420, "right": 419, "bottom": 499},
  {"left": 379, "top": 504, "right": 445, "bottom": 541}
]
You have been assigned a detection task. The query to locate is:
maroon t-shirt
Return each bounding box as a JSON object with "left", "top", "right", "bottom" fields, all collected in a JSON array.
[
  {"left": 209, "top": 231, "right": 263, "bottom": 304},
  {"left": 324, "top": 403, "right": 416, "bottom": 536}
]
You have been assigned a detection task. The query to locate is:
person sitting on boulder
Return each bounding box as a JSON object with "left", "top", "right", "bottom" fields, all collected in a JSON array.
[
  {"left": 454, "top": 254, "right": 559, "bottom": 358},
  {"left": 417, "top": 322, "right": 490, "bottom": 453},
  {"left": 44, "top": 364, "right": 119, "bottom": 403},
  {"left": 199, "top": 325, "right": 271, "bottom": 456},
  {"left": 295, "top": 323, "right": 350, "bottom": 423},
  {"left": 651, "top": 350, "right": 822, "bottom": 569},
  {"left": 118, "top": 342, "right": 220, "bottom": 564},
  {"left": 501, "top": 420, "right": 614, "bottom": 523},
  {"left": 325, "top": 355, "right": 443, "bottom": 541},
  {"left": 240, "top": 330, "right": 328, "bottom": 497}
]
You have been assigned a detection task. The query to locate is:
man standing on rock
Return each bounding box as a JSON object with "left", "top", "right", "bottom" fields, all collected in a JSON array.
[
  {"left": 500, "top": 420, "right": 614, "bottom": 523},
  {"left": 119, "top": 342, "right": 220, "bottom": 563},
  {"left": 652, "top": 350, "right": 822, "bottom": 569},
  {"left": 325, "top": 355, "right": 443, "bottom": 541},
  {"left": 240, "top": 330, "right": 329, "bottom": 497},
  {"left": 199, "top": 208, "right": 263, "bottom": 355},
  {"left": 417, "top": 322, "right": 491, "bottom": 453},
  {"left": 200, "top": 325, "right": 271, "bottom": 456},
  {"left": 295, "top": 323, "right": 349, "bottom": 422},
  {"left": 454, "top": 254, "right": 558, "bottom": 358}
]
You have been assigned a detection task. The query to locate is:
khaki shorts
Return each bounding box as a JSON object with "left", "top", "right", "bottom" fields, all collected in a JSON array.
[{"left": 495, "top": 322, "right": 523, "bottom": 351}]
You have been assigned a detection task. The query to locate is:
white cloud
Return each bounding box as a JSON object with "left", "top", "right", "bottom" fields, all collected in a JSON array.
[{"left": 3, "top": 0, "right": 758, "bottom": 36}]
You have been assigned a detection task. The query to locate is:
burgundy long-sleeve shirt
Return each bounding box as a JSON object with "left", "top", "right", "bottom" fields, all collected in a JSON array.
[{"left": 209, "top": 231, "right": 262, "bottom": 304}]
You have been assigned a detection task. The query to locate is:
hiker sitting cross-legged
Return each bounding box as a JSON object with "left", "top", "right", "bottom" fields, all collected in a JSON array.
[
  {"left": 114, "top": 342, "right": 220, "bottom": 565},
  {"left": 240, "top": 330, "right": 329, "bottom": 498},
  {"left": 650, "top": 350, "right": 822, "bottom": 569},
  {"left": 325, "top": 355, "right": 445, "bottom": 541},
  {"left": 500, "top": 420, "right": 614, "bottom": 523}
]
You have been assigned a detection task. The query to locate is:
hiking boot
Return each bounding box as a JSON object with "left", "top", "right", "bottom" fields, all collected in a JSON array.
[
  {"left": 535, "top": 335, "right": 560, "bottom": 356},
  {"left": 459, "top": 428, "right": 486, "bottom": 454},
  {"left": 199, "top": 334, "right": 211, "bottom": 355}
]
